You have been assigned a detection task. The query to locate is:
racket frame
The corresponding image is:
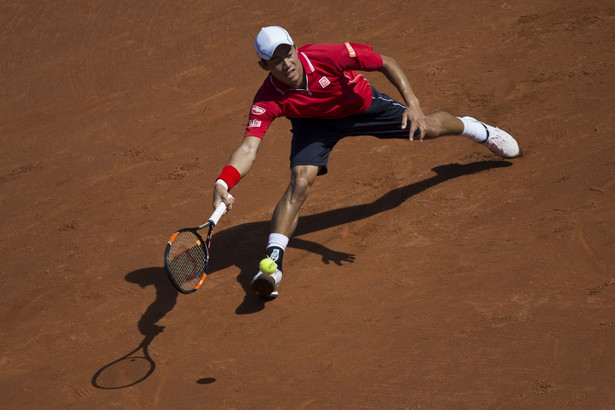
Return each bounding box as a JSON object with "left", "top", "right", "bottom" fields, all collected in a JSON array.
[{"left": 163, "top": 202, "right": 227, "bottom": 294}]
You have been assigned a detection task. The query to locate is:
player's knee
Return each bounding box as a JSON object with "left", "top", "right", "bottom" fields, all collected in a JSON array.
[
  {"left": 289, "top": 167, "right": 317, "bottom": 202},
  {"left": 290, "top": 174, "right": 311, "bottom": 198}
]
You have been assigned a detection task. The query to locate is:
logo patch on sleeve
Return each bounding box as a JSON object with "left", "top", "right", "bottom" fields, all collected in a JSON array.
[
  {"left": 248, "top": 119, "right": 262, "bottom": 128},
  {"left": 251, "top": 105, "right": 266, "bottom": 115},
  {"left": 344, "top": 42, "right": 356, "bottom": 58}
]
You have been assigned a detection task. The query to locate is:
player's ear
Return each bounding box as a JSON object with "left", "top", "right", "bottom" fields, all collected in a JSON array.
[{"left": 258, "top": 59, "right": 269, "bottom": 71}]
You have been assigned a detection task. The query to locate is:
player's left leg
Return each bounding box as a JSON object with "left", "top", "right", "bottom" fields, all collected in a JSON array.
[
  {"left": 422, "top": 110, "right": 464, "bottom": 137},
  {"left": 422, "top": 110, "right": 520, "bottom": 158},
  {"left": 356, "top": 88, "right": 520, "bottom": 158}
]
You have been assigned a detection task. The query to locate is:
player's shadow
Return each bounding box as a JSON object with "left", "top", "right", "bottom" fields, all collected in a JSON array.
[
  {"left": 91, "top": 267, "right": 178, "bottom": 389},
  {"left": 124, "top": 267, "right": 178, "bottom": 337},
  {"left": 206, "top": 160, "right": 512, "bottom": 314}
]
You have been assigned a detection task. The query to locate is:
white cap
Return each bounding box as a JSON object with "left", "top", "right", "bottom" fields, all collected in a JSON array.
[{"left": 254, "top": 26, "right": 294, "bottom": 60}]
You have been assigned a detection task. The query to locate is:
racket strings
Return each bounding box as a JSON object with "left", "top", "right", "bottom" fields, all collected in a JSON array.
[{"left": 167, "top": 231, "right": 207, "bottom": 291}]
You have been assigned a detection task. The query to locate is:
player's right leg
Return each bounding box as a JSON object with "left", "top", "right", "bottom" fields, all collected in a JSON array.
[
  {"left": 250, "top": 165, "right": 319, "bottom": 299},
  {"left": 271, "top": 165, "right": 319, "bottom": 236}
]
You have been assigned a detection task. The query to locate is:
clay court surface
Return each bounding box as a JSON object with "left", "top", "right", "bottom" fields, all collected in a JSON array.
[{"left": 2, "top": 0, "right": 615, "bottom": 408}]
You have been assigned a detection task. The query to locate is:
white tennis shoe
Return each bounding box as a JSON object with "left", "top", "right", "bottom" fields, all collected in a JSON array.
[
  {"left": 251, "top": 269, "right": 282, "bottom": 299},
  {"left": 462, "top": 116, "right": 520, "bottom": 158}
]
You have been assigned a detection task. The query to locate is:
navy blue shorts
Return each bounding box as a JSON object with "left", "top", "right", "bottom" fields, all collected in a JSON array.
[{"left": 289, "top": 87, "right": 410, "bottom": 175}]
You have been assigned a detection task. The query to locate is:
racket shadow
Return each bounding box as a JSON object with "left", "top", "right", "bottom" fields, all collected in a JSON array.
[
  {"left": 207, "top": 160, "right": 512, "bottom": 314},
  {"left": 92, "top": 267, "right": 178, "bottom": 389}
]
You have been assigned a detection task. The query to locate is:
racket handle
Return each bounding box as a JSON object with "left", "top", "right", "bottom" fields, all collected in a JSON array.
[{"left": 209, "top": 201, "right": 227, "bottom": 226}]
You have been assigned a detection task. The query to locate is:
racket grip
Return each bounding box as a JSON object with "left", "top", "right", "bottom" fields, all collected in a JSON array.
[{"left": 209, "top": 201, "right": 227, "bottom": 226}]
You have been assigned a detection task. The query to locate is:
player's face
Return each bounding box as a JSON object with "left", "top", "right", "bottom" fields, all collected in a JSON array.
[{"left": 264, "top": 44, "right": 305, "bottom": 89}]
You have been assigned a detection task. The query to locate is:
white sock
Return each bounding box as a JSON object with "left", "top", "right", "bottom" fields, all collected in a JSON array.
[
  {"left": 268, "top": 233, "right": 289, "bottom": 251},
  {"left": 458, "top": 116, "right": 488, "bottom": 143}
]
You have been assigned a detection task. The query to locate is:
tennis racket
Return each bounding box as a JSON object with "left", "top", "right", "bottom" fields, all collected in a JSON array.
[{"left": 164, "top": 201, "right": 227, "bottom": 294}]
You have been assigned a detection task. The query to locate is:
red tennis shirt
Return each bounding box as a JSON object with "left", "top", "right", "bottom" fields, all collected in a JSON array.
[{"left": 245, "top": 42, "right": 384, "bottom": 139}]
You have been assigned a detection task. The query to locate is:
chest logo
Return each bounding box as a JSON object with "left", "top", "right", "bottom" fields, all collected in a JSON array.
[
  {"left": 251, "top": 105, "right": 266, "bottom": 115},
  {"left": 319, "top": 77, "right": 331, "bottom": 88}
]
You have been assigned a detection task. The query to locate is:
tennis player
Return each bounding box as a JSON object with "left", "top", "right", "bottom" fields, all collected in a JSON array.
[{"left": 213, "top": 26, "right": 520, "bottom": 299}]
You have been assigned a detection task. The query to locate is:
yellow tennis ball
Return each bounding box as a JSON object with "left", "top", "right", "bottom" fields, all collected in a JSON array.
[{"left": 259, "top": 258, "right": 277, "bottom": 275}]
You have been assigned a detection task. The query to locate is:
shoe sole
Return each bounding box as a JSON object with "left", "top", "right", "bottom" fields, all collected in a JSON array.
[{"left": 250, "top": 274, "right": 276, "bottom": 297}]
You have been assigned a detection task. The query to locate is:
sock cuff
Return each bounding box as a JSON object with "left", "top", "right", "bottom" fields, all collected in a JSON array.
[
  {"left": 268, "top": 233, "right": 289, "bottom": 251},
  {"left": 458, "top": 116, "right": 488, "bottom": 143}
]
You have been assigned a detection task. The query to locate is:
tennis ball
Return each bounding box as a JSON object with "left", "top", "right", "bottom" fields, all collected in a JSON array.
[{"left": 259, "top": 258, "right": 277, "bottom": 275}]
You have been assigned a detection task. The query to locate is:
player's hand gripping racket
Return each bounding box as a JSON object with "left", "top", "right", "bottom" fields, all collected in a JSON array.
[{"left": 164, "top": 201, "right": 227, "bottom": 294}]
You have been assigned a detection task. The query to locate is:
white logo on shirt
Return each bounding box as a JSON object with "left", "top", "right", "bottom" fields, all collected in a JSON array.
[
  {"left": 248, "top": 119, "right": 262, "bottom": 128},
  {"left": 345, "top": 42, "right": 356, "bottom": 57},
  {"left": 319, "top": 77, "right": 331, "bottom": 88},
  {"left": 251, "top": 105, "right": 266, "bottom": 115}
]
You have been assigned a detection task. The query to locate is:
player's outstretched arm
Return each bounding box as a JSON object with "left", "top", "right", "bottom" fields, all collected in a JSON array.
[
  {"left": 213, "top": 136, "right": 262, "bottom": 210},
  {"left": 379, "top": 55, "right": 427, "bottom": 141}
]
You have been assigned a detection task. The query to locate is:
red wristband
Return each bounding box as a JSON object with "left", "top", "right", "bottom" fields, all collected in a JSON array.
[{"left": 216, "top": 165, "right": 241, "bottom": 191}]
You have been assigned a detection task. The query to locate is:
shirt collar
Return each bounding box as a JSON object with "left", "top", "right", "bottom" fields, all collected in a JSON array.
[
  {"left": 299, "top": 51, "right": 314, "bottom": 74},
  {"left": 268, "top": 75, "right": 286, "bottom": 95}
]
